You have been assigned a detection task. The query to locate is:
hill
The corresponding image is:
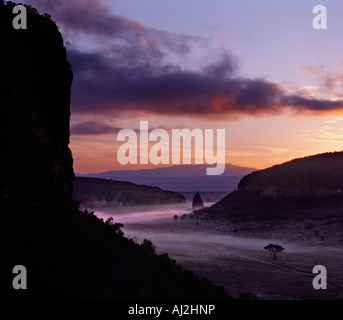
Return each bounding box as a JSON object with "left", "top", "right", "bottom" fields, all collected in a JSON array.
[
  {"left": 238, "top": 152, "right": 343, "bottom": 197},
  {"left": 197, "top": 152, "right": 343, "bottom": 220},
  {"left": 0, "top": 1, "right": 227, "bottom": 299},
  {"left": 76, "top": 163, "right": 256, "bottom": 192},
  {"left": 73, "top": 177, "right": 185, "bottom": 208}
]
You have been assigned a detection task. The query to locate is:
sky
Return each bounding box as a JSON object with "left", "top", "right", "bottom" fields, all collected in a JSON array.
[{"left": 22, "top": 0, "right": 343, "bottom": 173}]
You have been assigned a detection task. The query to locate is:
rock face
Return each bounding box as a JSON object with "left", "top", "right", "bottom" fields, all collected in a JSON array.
[
  {"left": 192, "top": 192, "right": 204, "bottom": 208},
  {"left": 1, "top": 2, "right": 227, "bottom": 300},
  {"left": 197, "top": 152, "right": 343, "bottom": 220},
  {"left": 73, "top": 177, "right": 185, "bottom": 208}
]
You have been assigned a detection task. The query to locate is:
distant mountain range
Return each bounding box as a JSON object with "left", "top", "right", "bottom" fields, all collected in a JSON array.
[
  {"left": 197, "top": 151, "right": 343, "bottom": 220},
  {"left": 76, "top": 163, "right": 257, "bottom": 192}
]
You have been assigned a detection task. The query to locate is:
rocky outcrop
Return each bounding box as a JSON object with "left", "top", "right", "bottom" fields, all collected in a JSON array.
[
  {"left": 192, "top": 192, "right": 204, "bottom": 208},
  {"left": 73, "top": 177, "right": 185, "bottom": 208}
]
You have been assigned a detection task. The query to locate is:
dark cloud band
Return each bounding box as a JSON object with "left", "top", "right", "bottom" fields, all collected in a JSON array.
[
  {"left": 68, "top": 49, "right": 342, "bottom": 117},
  {"left": 23, "top": 0, "right": 343, "bottom": 119}
]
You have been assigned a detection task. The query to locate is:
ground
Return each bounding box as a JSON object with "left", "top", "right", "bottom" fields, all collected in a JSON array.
[{"left": 113, "top": 207, "right": 343, "bottom": 300}]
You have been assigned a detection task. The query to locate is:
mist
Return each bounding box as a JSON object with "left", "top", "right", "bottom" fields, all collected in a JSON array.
[{"left": 93, "top": 202, "right": 343, "bottom": 299}]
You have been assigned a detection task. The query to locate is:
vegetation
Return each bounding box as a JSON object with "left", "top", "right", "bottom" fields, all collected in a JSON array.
[
  {"left": 238, "top": 151, "right": 343, "bottom": 197},
  {"left": 73, "top": 177, "right": 185, "bottom": 208},
  {"left": 264, "top": 244, "right": 285, "bottom": 260},
  {"left": 105, "top": 216, "right": 124, "bottom": 236}
]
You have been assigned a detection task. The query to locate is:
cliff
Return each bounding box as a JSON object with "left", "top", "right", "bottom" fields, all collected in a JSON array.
[
  {"left": 73, "top": 177, "right": 185, "bottom": 208},
  {"left": 1, "top": 1, "right": 74, "bottom": 210},
  {"left": 198, "top": 152, "right": 343, "bottom": 220},
  {"left": 0, "top": 1, "right": 227, "bottom": 299}
]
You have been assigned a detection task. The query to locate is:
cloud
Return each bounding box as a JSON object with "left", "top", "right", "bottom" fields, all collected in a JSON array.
[
  {"left": 301, "top": 65, "right": 325, "bottom": 76},
  {"left": 255, "top": 147, "right": 290, "bottom": 154},
  {"left": 325, "top": 117, "right": 343, "bottom": 124},
  {"left": 67, "top": 48, "right": 343, "bottom": 117},
  {"left": 298, "top": 125, "right": 343, "bottom": 143},
  {"left": 281, "top": 95, "right": 342, "bottom": 112},
  {"left": 71, "top": 120, "right": 122, "bottom": 135},
  {"left": 70, "top": 119, "right": 163, "bottom": 135},
  {"left": 301, "top": 64, "right": 343, "bottom": 99},
  {"left": 24, "top": 0, "right": 343, "bottom": 119},
  {"left": 22, "top": 0, "right": 198, "bottom": 55}
]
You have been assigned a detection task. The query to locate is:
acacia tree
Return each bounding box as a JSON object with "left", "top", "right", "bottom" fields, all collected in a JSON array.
[{"left": 264, "top": 244, "right": 284, "bottom": 260}]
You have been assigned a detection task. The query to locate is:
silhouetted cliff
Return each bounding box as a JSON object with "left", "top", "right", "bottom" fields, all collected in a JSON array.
[
  {"left": 0, "top": 1, "right": 227, "bottom": 299},
  {"left": 1, "top": 1, "right": 74, "bottom": 211},
  {"left": 73, "top": 177, "right": 185, "bottom": 208},
  {"left": 198, "top": 152, "right": 343, "bottom": 220}
]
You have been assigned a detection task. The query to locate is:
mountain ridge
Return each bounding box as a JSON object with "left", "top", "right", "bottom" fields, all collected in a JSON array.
[
  {"left": 77, "top": 163, "right": 257, "bottom": 177},
  {"left": 76, "top": 163, "right": 257, "bottom": 192}
]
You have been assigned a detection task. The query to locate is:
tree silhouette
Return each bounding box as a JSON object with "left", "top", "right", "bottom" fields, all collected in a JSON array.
[
  {"left": 105, "top": 217, "right": 124, "bottom": 236},
  {"left": 264, "top": 243, "right": 284, "bottom": 260},
  {"left": 141, "top": 239, "right": 156, "bottom": 256}
]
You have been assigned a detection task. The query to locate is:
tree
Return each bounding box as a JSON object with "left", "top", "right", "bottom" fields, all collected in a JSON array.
[
  {"left": 264, "top": 243, "right": 284, "bottom": 260},
  {"left": 105, "top": 217, "right": 124, "bottom": 236},
  {"left": 141, "top": 239, "right": 156, "bottom": 256}
]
